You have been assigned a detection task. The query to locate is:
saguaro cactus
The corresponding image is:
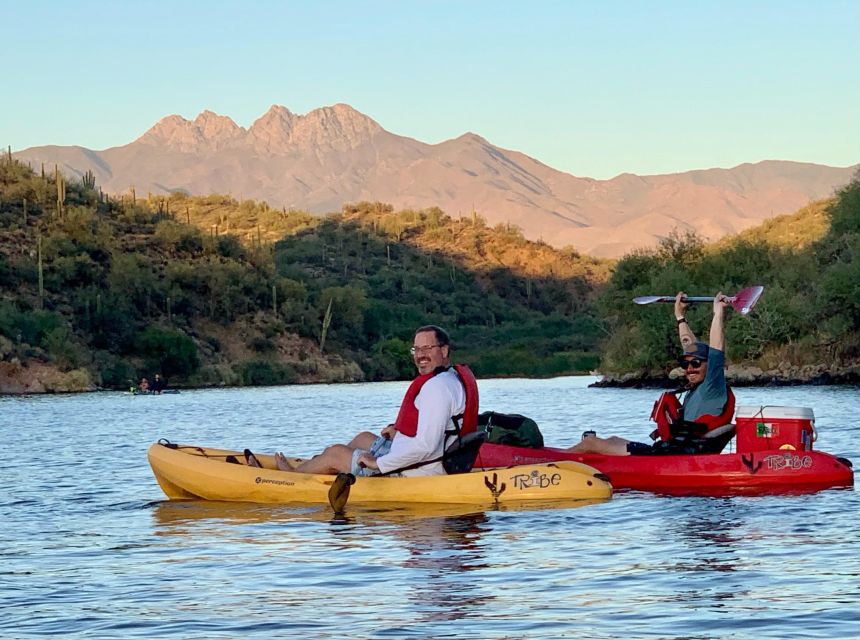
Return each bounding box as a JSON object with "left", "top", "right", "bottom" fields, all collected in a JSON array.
[
  {"left": 82, "top": 169, "right": 96, "bottom": 190},
  {"left": 319, "top": 298, "right": 333, "bottom": 353},
  {"left": 55, "top": 166, "right": 66, "bottom": 218},
  {"left": 37, "top": 234, "right": 44, "bottom": 308}
]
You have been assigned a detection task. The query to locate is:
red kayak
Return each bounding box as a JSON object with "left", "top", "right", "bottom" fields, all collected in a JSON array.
[
  {"left": 475, "top": 443, "right": 853, "bottom": 495},
  {"left": 474, "top": 405, "right": 855, "bottom": 495}
]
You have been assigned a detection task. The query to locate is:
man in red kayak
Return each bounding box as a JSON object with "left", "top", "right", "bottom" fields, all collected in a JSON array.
[
  {"left": 566, "top": 291, "right": 734, "bottom": 455},
  {"left": 266, "top": 325, "right": 478, "bottom": 476}
]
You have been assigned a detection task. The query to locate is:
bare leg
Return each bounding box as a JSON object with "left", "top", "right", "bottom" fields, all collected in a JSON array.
[
  {"left": 347, "top": 431, "right": 379, "bottom": 450},
  {"left": 565, "top": 436, "right": 632, "bottom": 455},
  {"left": 292, "top": 444, "right": 356, "bottom": 474}
]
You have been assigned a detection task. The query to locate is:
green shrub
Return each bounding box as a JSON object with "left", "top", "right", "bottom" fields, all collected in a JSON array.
[
  {"left": 216, "top": 235, "right": 246, "bottom": 259},
  {"left": 93, "top": 352, "right": 139, "bottom": 389},
  {"left": 134, "top": 327, "right": 200, "bottom": 378},
  {"left": 249, "top": 336, "right": 276, "bottom": 352},
  {"left": 234, "top": 360, "right": 297, "bottom": 386},
  {"left": 44, "top": 326, "right": 89, "bottom": 369},
  {"left": 155, "top": 220, "right": 204, "bottom": 253},
  {"left": 0, "top": 303, "right": 64, "bottom": 347}
]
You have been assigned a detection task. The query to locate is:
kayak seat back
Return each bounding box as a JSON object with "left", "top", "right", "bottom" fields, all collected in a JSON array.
[
  {"left": 443, "top": 431, "right": 488, "bottom": 474},
  {"left": 699, "top": 423, "right": 737, "bottom": 454}
]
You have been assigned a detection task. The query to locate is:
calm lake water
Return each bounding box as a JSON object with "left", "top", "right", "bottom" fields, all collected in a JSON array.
[{"left": 2, "top": 377, "right": 858, "bottom": 639}]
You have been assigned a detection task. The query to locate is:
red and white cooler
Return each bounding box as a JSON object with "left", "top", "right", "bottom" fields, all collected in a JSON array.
[{"left": 735, "top": 405, "right": 817, "bottom": 453}]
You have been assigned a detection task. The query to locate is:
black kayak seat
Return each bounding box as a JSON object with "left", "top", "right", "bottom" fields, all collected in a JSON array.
[{"left": 700, "top": 423, "right": 737, "bottom": 454}]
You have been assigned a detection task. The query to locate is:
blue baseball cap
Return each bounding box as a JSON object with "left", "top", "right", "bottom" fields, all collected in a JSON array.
[{"left": 679, "top": 341, "right": 709, "bottom": 362}]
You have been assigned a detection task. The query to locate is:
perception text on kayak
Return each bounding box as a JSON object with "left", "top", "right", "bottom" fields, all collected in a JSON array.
[{"left": 256, "top": 477, "right": 295, "bottom": 486}]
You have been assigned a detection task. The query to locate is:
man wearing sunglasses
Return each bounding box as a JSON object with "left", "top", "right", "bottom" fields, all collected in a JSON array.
[
  {"left": 270, "top": 325, "right": 478, "bottom": 476},
  {"left": 566, "top": 291, "right": 733, "bottom": 455}
]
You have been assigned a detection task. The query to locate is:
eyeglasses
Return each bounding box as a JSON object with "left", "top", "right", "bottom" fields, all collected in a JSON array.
[
  {"left": 679, "top": 358, "right": 706, "bottom": 370},
  {"left": 410, "top": 344, "right": 442, "bottom": 355}
]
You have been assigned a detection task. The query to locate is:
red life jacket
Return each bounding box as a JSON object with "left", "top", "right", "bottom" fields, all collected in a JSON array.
[
  {"left": 650, "top": 387, "right": 736, "bottom": 442},
  {"left": 393, "top": 364, "right": 479, "bottom": 438}
]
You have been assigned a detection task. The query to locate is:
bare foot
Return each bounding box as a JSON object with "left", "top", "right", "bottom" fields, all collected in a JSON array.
[
  {"left": 274, "top": 452, "right": 293, "bottom": 471},
  {"left": 244, "top": 448, "right": 262, "bottom": 468}
]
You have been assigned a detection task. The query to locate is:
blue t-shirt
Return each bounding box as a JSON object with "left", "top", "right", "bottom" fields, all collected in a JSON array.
[{"left": 682, "top": 347, "right": 727, "bottom": 421}]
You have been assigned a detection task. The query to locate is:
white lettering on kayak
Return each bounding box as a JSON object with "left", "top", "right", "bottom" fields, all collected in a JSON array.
[{"left": 763, "top": 454, "right": 813, "bottom": 471}]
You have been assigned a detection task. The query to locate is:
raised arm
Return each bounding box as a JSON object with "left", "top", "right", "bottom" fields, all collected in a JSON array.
[
  {"left": 675, "top": 291, "right": 698, "bottom": 352},
  {"left": 709, "top": 292, "right": 731, "bottom": 352}
]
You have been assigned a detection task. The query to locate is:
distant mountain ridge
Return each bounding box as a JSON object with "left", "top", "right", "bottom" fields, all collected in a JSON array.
[
  {"left": 137, "top": 104, "right": 384, "bottom": 153},
  {"left": 13, "top": 103, "right": 857, "bottom": 257}
]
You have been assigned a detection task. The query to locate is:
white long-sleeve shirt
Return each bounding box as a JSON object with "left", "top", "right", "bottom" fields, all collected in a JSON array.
[{"left": 376, "top": 369, "right": 466, "bottom": 477}]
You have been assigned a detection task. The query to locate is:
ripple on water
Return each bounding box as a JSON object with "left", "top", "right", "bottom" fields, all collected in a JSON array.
[{"left": 1, "top": 381, "right": 857, "bottom": 639}]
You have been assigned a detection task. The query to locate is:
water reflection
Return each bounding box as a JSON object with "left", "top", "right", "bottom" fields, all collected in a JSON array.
[
  {"left": 149, "top": 499, "right": 600, "bottom": 627},
  {"left": 151, "top": 498, "right": 604, "bottom": 530},
  {"left": 672, "top": 500, "right": 744, "bottom": 573},
  {"left": 154, "top": 500, "right": 309, "bottom": 530},
  {"left": 378, "top": 512, "right": 494, "bottom": 623}
]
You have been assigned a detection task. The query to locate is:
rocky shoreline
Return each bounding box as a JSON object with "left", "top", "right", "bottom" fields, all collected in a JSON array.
[
  {"left": 2, "top": 355, "right": 859, "bottom": 395},
  {"left": 591, "top": 362, "right": 860, "bottom": 388}
]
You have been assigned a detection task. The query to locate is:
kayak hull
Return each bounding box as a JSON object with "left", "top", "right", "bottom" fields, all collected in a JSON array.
[
  {"left": 147, "top": 443, "right": 612, "bottom": 504},
  {"left": 475, "top": 443, "right": 854, "bottom": 495}
]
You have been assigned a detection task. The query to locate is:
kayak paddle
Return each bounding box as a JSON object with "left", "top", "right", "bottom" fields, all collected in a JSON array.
[
  {"left": 328, "top": 472, "right": 356, "bottom": 514},
  {"left": 633, "top": 285, "right": 764, "bottom": 316}
]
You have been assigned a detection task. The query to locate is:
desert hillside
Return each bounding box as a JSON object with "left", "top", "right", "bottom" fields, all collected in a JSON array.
[{"left": 13, "top": 104, "right": 857, "bottom": 257}]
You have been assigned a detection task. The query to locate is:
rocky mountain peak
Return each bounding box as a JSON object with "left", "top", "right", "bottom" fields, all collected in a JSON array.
[
  {"left": 137, "top": 104, "right": 384, "bottom": 154},
  {"left": 247, "top": 105, "right": 297, "bottom": 152},
  {"left": 193, "top": 110, "right": 243, "bottom": 142},
  {"left": 137, "top": 111, "right": 243, "bottom": 151},
  {"left": 136, "top": 114, "right": 203, "bottom": 151},
  {"left": 293, "top": 104, "right": 382, "bottom": 149},
  {"left": 247, "top": 103, "right": 382, "bottom": 152}
]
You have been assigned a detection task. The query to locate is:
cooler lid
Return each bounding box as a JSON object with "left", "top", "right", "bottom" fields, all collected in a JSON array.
[{"left": 735, "top": 405, "right": 815, "bottom": 420}]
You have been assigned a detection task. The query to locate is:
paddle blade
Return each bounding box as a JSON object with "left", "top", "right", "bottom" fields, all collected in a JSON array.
[
  {"left": 328, "top": 472, "right": 356, "bottom": 514},
  {"left": 633, "top": 286, "right": 764, "bottom": 315},
  {"left": 632, "top": 295, "right": 671, "bottom": 305},
  {"left": 730, "top": 286, "right": 764, "bottom": 315}
]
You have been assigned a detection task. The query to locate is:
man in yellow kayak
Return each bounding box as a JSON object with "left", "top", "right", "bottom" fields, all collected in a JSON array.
[{"left": 268, "top": 325, "right": 479, "bottom": 476}]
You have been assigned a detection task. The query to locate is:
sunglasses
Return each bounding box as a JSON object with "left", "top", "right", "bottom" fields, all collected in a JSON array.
[{"left": 679, "top": 358, "right": 706, "bottom": 370}]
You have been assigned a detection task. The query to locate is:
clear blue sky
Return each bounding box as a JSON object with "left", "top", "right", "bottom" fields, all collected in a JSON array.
[{"left": 2, "top": 0, "right": 858, "bottom": 179}]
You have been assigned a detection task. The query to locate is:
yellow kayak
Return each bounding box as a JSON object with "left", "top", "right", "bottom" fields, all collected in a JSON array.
[{"left": 147, "top": 442, "right": 612, "bottom": 505}]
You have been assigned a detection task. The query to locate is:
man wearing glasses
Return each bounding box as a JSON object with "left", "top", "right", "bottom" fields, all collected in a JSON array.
[
  {"left": 565, "top": 291, "right": 733, "bottom": 456},
  {"left": 274, "top": 325, "right": 478, "bottom": 476}
]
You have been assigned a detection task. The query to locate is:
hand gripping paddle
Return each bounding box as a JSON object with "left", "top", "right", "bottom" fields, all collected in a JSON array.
[{"left": 633, "top": 285, "right": 764, "bottom": 315}]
